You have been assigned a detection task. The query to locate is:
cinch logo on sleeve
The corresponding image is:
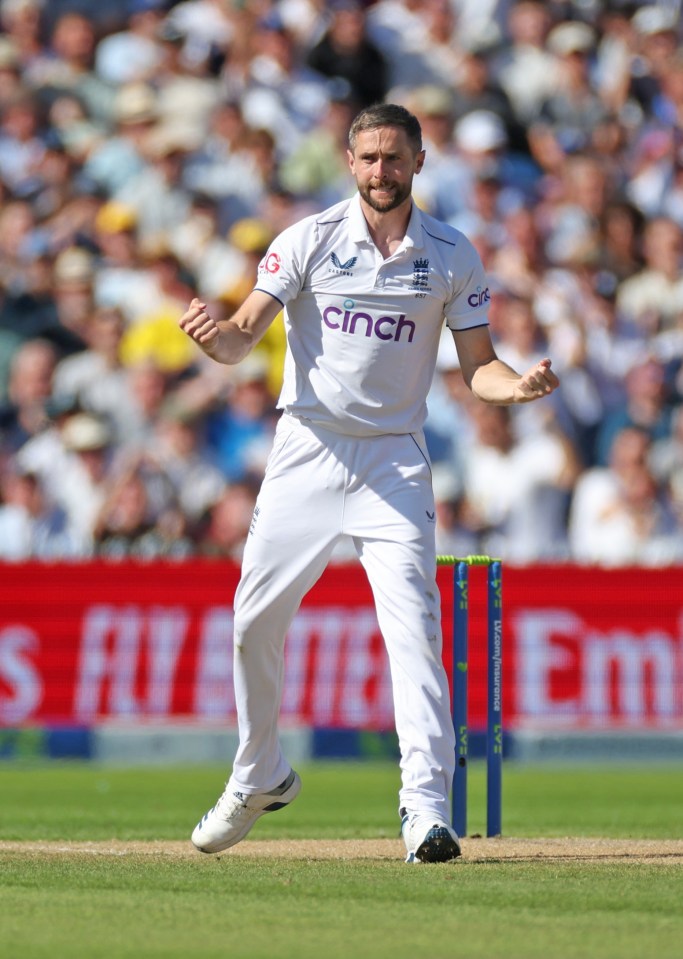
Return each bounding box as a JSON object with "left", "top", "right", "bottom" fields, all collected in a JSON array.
[
  {"left": 323, "top": 300, "right": 415, "bottom": 343},
  {"left": 467, "top": 285, "right": 490, "bottom": 308}
]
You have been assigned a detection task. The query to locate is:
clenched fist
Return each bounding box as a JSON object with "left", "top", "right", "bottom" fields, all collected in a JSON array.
[{"left": 179, "top": 298, "right": 221, "bottom": 355}]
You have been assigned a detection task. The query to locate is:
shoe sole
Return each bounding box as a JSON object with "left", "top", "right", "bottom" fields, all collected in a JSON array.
[{"left": 414, "top": 826, "right": 462, "bottom": 863}]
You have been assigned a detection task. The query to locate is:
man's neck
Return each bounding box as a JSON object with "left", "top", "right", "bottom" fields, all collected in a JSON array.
[{"left": 359, "top": 198, "right": 413, "bottom": 259}]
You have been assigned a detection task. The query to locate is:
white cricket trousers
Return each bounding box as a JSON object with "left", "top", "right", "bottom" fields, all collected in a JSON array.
[{"left": 229, "top": 413, "right": 455, "bottom": 822}]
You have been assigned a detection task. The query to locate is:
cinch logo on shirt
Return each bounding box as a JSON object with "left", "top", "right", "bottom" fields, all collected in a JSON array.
[
  {"left": 467, "top": 285, "right": 490, "bottom": 308},
  {"left": 323, "top": 305, "right": 416, "bottom": 342}
]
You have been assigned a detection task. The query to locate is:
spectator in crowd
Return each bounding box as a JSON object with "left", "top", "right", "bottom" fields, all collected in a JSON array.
[
  {"left": 462, "top": 401, "right": 580, "bottom": 562},
  {"left": 1, "top": 244, "right": 92, "bottom": 370},
  {"left": 42, "top": 246, "right": 95, "bottom": 348},
  {"left": 398, "top": 84, "right": 467, "bottom": 221},
  {"left": 117, "top": 358, "right": 172, "bottom": 448},
  {"left": 82, "top": 80, "right": 156, "bottom": 195},
  {"left": 569, "top": 425, "right": 682, "bottom": 566},
  {"left": 90, "top": 200, "right": 159, "bottom": 321},
  {"left": 0, "top": 89, "right": 44, "bottom": 195},
  {"left": 366, "top": 0, "right": 437, "bottom": 89},
  {"left": 0, "top": 460, "right": 86, "bottom": 559},
  {"left": 367, "top": 0, "right": 471, "bottom": 90},
  {"left": 448, "top": 45, "right": 522, "bottom": 151},
  {"left": 93, "top": 461, "right": 194, "bottom": 560},
  {"left": 538, "top": 21, "right": 608, "bottom": 156},
  {"left": 540, "top": 154, "right": 611, "bottom": 268},
  {"left": 490, "top": 204, "right": 548, "bottom": 298},
  {"left": 650, "top": 403, "right": 683, "bottom": 520},
  {"left": 234, "top": 12, "right": 329, "bottom": 156},
  {"left": 0, "top": 35, "right": 23, "bottom": 115},
  {"left": 0, "top": 336, "right": 57, "bottom": 455},
  {"left": 25, "top": 10, "right": 115, "bottom": 126},
  {"left": 597, "top": 200, "right": 643, "bottom": 282},
  {"left": 182, "top": 98, "right": 259, "bottom": 218},
  {"left": 117, "top": 246, "right": 197, "bottom": 373},
  {"left": 624, "top": 124, "right": 676, "bottom": 220},
  {"left": 13, "top": 390, "right": 82, "bottom": 495},
  {"left": 203, "top": 354, "right": 279, "bottom": 483},
  {"left": 431, "top": 462, "right": 480, "bottom": 558},
  {"left": 175, "top": 201, "right": 256, "bottom": 302},
  {"left": 492, "top": 0, "right": 558, "bottom": 124},
  {"left": 278, "top": 89, "right": 357, "bottom": 206},
  {"left": 114, "top": 122, "right": 195, "bottom": 250},
  {"left": 51, "top": 304, "right": 137, "bottom": 442},
  {"left": 163, "top": 0, "right": 237, "bottom": 65},
  {"left": 616, "top": 217, "right": 683, "bottom": 333},
  {"left": 306, "top": 0, "right": 388, "bottom": 110},
  {"left": 0, "top": 0, "right": 45, "bottom": 75},
  {"left": 94, "top": 0, "right": 166, "bottom": 87},
  {"left": 595, "top": 356, "right": 674, "bottom": 467},
  {"left": 198, "top": 478, "right": 259, "bottom": 561},
  {"left": 626, "top": 4, "right": 680, "bottom": 119},
  {"left": 151, "top": 13, "right": 221, "bottom": 143},
  {"left": 0, "top": 196, "right": 36, "bottom": 288},
  {"left": 147, "top": 397, "right": 226, "bottom": 526},
  {"left": 49, "top": 410, "right": 116, "bottom": 545}
]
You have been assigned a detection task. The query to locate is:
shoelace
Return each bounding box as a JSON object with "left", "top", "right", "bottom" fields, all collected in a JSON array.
[{"left": 214, "top": 789, "right": 251, "bottom": 821}]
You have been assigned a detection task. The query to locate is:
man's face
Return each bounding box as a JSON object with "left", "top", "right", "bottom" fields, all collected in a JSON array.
[{"left": 348, "top": 126, "right": 424, "bottom": 214}]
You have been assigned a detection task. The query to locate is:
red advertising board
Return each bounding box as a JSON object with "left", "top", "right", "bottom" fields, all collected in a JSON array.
[{"left": 0, "top": 562, "right": 682, "bottom": 729}]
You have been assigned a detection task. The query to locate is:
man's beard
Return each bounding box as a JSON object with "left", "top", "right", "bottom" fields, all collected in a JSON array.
[{"left": 358, "top": 179, "right": 412, "bottom": 212}]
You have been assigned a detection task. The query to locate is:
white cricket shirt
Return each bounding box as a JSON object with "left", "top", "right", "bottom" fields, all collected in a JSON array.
[{"left": 255, "top": 193, "right": 490, "bottom": 436}]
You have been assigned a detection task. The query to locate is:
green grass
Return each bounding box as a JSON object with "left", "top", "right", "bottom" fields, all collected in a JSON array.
[
  {"left": 1, "top": 762, "right": 681, "bottom": 840},
  {"left": 1, "top": 763, "right": 683, "bottom": 959}
]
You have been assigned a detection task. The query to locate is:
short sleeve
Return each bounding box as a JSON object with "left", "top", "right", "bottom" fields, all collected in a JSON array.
[
  {"left": 254, "top": 224, "right": 307, "bottom": 305},
  {"left": 444, "top": 234, "right": 491, "bottom": 332}
]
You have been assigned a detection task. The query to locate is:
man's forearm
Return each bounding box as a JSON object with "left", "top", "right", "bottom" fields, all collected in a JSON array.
[
  {"left": 470, "top": 357, "right": 558, "bottom": 405},
  {"left": 179, "top": 293, "right": 282, "bottom": 366},
  {"left": 203, "top": 321, "right": 256, "bottom": 365},
  {"left": 470, "top": 358, "right": 523, "bottom": 404}
]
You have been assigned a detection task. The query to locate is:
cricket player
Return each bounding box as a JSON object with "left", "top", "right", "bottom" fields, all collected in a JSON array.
[{"left": 180, "top": 103, "right": 558, "bottom": 863}]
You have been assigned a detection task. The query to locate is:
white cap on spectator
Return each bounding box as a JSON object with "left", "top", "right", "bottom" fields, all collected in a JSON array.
[
  {"left": 455, "top": 110, "right": 507, "bottom": 152},
  {"left": 61, "top": 414, "right": 112, "bottom": 452},
  {"left": 114, "top": 83, "right": 157, "bottom": 125},
  {"left": 547, "top": 21, "right": 595, "bottom": 56},
  {"left": 632, "top": 6, "right": 678, "bottom": 36},
  {"left": 0, "top": 36, "right": 18, "bottom": 68},
  {"left": 54, "top": 248, "right": 95, "bottom": 284},
  {"left": 144, "top": 122, "right": 201, "bottom": 157},
  {"left": 407, "top": 84, "right": 454, "bottom": 117},
  {"left": 1, "top": 0, "right": 44, "bottom": 18}
]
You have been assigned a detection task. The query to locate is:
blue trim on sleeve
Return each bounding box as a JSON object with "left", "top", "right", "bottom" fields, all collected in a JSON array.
[
  {"left": 253, "top": 287, "right": 286, "bottom": 308},
  {"left": 447, "top": 320, "right": 490, "bottom": 332}
]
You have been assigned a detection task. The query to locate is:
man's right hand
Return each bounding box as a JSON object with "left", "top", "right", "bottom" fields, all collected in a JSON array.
[{"left": 179, "top": 298, "right": 221, "bottom": 356}]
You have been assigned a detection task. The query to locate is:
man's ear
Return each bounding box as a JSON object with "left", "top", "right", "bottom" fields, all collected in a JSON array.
[{"left": 415, "top": 150, "right": 426, "bottom": 175}]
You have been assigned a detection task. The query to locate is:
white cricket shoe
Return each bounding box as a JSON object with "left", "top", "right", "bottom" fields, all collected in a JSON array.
[
  {"left": 191, "top": 769, "right": 301, "bottom": 854},
  {"left": 400, "top": 808, "right": 461, "bottom": 863}
]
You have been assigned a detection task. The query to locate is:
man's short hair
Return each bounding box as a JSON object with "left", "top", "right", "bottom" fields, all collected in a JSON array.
[{"left": 348, "top": 103, "right": 422, "bottom": 153}]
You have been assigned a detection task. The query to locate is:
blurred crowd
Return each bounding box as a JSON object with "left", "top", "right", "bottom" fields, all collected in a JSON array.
[{"left": 1, "top": 0, "right": 683, "bottom": 566}]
